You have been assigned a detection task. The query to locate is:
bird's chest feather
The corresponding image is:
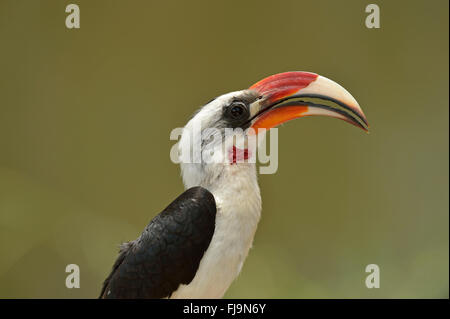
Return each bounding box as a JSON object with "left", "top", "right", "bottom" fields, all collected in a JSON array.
[{"left": 170, "top": 164, "right": 261, "bottom": 298}]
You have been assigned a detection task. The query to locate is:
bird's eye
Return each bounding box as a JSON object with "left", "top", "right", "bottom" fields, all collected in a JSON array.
[{"left": 227, "top": 101, "right": 248, "bottom": 120}]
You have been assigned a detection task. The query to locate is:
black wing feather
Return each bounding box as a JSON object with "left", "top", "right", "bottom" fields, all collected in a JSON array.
[{"left": 99, "top": 186, "right": 216, "bottom": 298}]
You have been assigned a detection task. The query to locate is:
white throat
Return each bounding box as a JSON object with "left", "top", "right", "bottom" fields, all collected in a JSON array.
[{"left": 171, "top": 161, "right": 262, "bottom": 298}]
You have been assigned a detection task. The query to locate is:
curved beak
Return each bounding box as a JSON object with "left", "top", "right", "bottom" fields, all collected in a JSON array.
[{"left": 247, "top": 71, "right": 369, "bottom": 134}]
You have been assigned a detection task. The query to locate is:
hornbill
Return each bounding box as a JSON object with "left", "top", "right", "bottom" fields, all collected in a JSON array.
[{"left": 100, "top": 71, "right": 368, "bottom": 298}]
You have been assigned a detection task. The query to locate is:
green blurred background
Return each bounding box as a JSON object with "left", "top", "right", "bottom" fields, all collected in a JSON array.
[{"left": 0, "top": 0, "right": 448, "bottom": 298}]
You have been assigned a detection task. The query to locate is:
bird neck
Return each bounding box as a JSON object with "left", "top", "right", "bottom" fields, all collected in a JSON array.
[
  {"left": 181, "top": 161, "right": 257, "bottom": 193},
  {"left": 181, "top": 160, "right": 262, "bottom": 231},
  {"left": 176, "top": 162, "right": 262, "bottom": 298}
]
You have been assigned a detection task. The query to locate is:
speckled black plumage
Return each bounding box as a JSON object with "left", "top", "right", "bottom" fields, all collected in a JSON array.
[{"left": 99, "top": 186, "right": 216, "bottom": 299}]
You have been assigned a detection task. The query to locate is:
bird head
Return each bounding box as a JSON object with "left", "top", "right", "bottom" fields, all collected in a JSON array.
[{"left": 178, "top": 71, "right": 368, "bottom": 188}]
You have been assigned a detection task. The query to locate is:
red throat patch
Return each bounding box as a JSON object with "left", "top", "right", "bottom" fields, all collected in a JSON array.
[{"left": 230, "top": 146, "right": 250, "bottom": 164}]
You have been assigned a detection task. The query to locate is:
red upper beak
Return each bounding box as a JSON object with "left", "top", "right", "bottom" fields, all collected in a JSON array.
[{"left": 248, "top": 71, "right": 368, "bottom": 134}]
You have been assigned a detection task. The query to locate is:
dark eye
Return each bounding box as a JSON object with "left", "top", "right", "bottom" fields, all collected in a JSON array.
[{"left": 227, "top": 101, "right": 248, "bottom": 120}]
